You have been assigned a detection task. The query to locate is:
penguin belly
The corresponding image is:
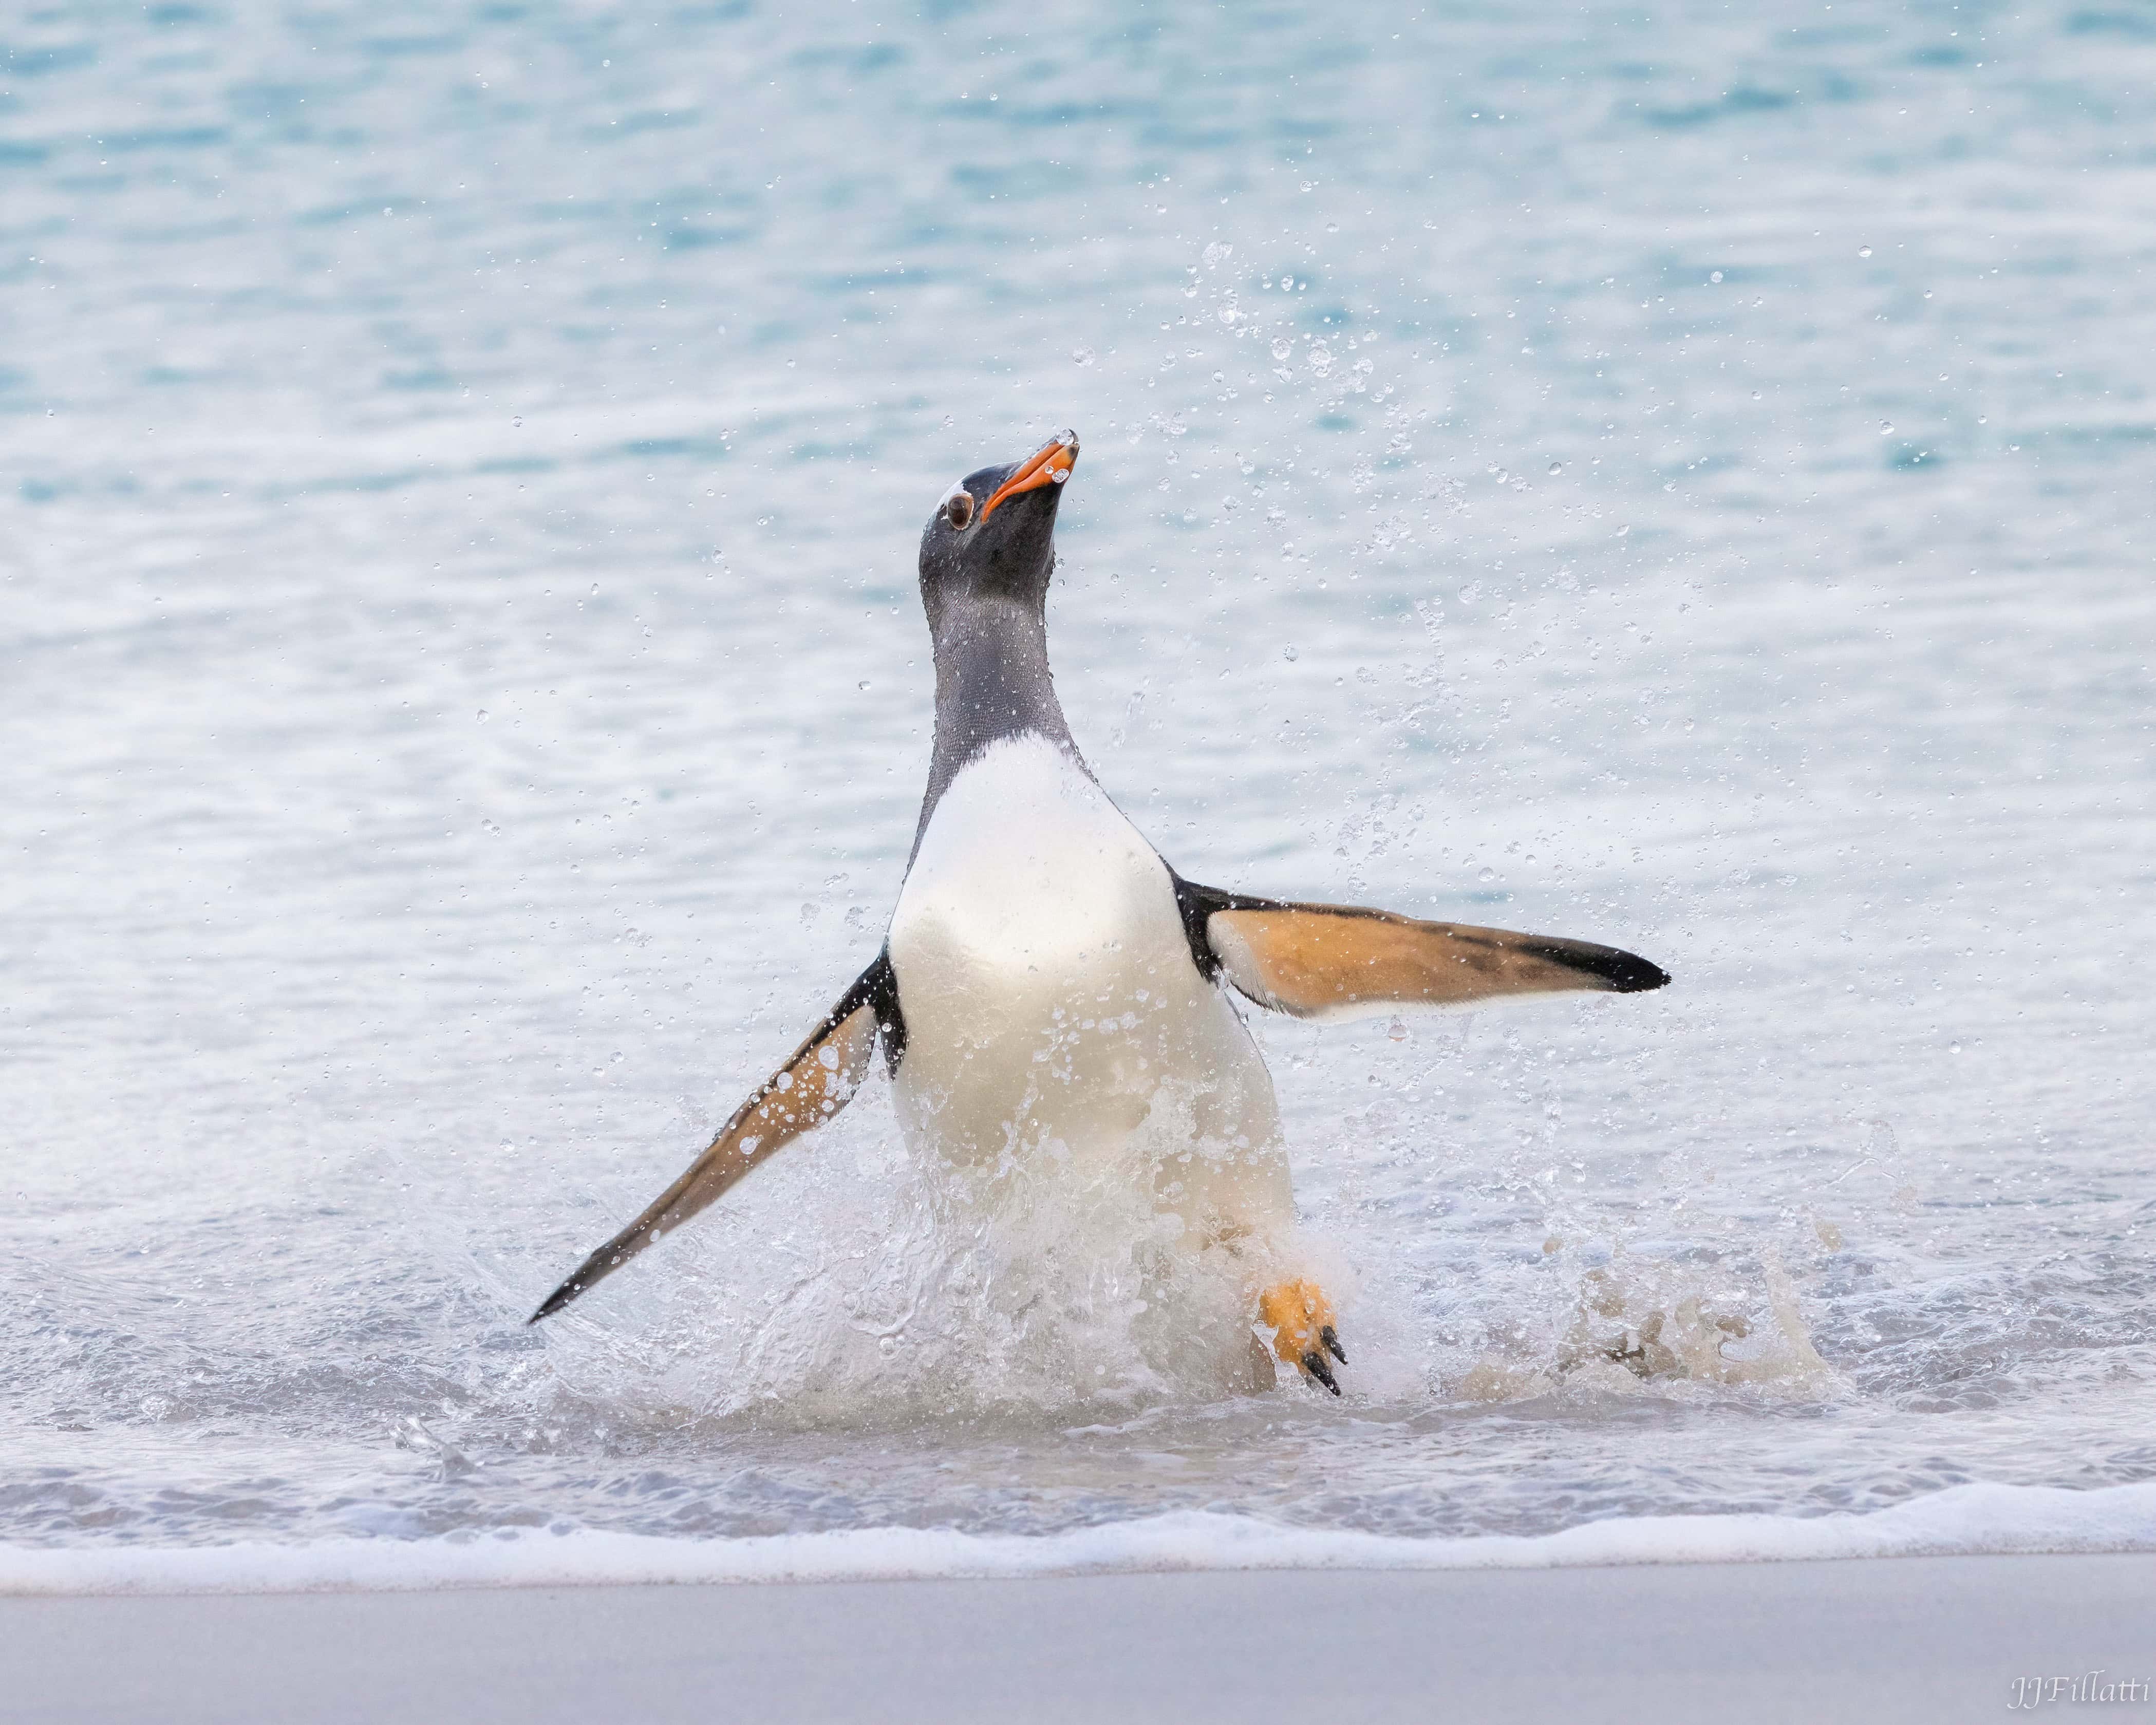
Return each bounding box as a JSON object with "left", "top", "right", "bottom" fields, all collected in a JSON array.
[{"left": 886, "top": 734, "right": 1288, "bottom": 1247}]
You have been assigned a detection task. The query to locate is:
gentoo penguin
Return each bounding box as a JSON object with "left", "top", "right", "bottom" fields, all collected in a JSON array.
[{"left": 530, "top": 430, "right": 1668, "bottom": 1393}]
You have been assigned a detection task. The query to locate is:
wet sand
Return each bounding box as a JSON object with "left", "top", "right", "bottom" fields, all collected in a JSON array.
[{"left": 9, "top": 1553, "right": 2151, "bottom": 1725}]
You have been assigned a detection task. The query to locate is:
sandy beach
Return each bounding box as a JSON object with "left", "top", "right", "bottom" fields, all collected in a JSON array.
[{"left": 10, "top": 1554, "right": 2152, "bottom": 1725}]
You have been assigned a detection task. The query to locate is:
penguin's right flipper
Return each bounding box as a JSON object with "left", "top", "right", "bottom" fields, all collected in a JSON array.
[
  {"left": 1173, "top": 878, "right": 1668, "bottom": 1023},
  {"left": 528, "top": 952, "right": 905, "bottom": 1324}
]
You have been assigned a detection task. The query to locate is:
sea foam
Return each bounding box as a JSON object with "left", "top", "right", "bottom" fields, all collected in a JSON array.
[{"left": 6, "top": 1482, "right": 2153, "bottom": 1598}]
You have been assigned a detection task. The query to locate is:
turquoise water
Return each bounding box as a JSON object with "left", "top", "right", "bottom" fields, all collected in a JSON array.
[{"left": 3, "top": 0, "right": 2152, "bottom": 1560}]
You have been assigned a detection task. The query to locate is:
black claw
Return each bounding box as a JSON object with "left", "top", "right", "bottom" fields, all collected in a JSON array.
[
  {"left": 1320, "top": 1324, "right": 1347, "bottom": 1365},
  {"left": 1301, "top": 1349, "right": 1341, "bottom": 1395}
]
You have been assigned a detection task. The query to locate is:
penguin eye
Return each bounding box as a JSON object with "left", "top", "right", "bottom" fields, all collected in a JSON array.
[{"left": 944, "top": 491, "right": 975, "bottom": 530}]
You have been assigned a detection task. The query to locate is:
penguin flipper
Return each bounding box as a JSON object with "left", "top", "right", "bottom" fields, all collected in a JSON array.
[
  {"left": 1171, "top": 878, "right": 1668, "bottom": 1022},
  {"left": 528, "top": 953, "right": 904, "bottom": 1323}
]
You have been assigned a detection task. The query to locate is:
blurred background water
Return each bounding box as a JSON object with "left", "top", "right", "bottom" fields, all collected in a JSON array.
[{"left": 3, "top": 0, "right": 2152, "bottom": 1555}]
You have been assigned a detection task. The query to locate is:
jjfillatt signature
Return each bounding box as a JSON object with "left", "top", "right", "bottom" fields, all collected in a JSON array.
[{"left": 2008, "top": 1673, "right": 2151, "bottom": 1711}]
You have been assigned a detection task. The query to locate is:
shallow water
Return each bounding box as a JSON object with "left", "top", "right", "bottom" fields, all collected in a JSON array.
[{"left": 3, "top": 0, "right": 2152, "bottom": 1566}]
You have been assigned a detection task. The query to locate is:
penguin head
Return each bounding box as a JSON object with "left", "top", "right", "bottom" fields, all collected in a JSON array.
[{"left": 917, "top": 430, "right": 1078, "bottom": 628}]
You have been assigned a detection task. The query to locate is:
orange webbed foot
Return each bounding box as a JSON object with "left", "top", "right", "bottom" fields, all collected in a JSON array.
[{"left": 1258, "top": 1277, "right": 1348, "bottom": 1395}]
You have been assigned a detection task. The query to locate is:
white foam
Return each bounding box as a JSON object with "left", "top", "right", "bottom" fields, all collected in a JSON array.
[{"left": 6, "top": 1483, "right": 2154, "bottom": 1599}]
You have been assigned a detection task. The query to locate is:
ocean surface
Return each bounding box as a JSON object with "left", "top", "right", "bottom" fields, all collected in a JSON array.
[{"left": 3, "top": 0, "right": 2152, "bottom": 1583}]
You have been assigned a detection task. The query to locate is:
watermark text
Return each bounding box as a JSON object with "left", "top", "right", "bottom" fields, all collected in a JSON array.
[{"left": 2009, "top": 1673, "right": 2151, "bottom": 1711}]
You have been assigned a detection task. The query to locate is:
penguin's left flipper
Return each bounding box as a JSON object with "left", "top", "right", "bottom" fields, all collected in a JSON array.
[
  {"left": 528, "top": 953, "right": 904, "bottom": 1324},
  {"left": 1173, "top": 879, "right": 1669, "bottom": 1021}
]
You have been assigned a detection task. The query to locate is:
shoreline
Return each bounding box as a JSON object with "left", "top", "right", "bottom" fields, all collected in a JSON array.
[
  {"left": 10, "top": 1553, "right": 2152, "bottom": 1725},
  {"left": 7, "top": 1480, "right": 2155, "bottom": 1600}
]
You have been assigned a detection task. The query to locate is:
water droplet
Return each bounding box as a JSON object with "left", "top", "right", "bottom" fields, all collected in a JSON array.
[
  {"left": 857, "top": 680, "right": 871, "bottom": 691},
  {"left": 1283, "top": 645, "right": 1299, "bottom": 661},
  {"left": 476, "top": 709, "right": 489, "bottom": 722},
  {"left": 1547, "top": 460, "right": 1563, "bottom": 476},
  {"left": 1880, "top": 421, "right": 1894, "bottom": 435},
  {"left": 1709, "top": 270, "right": 1723, "bottom": 283},
  {"left": 512, "top": 416, "right": 522, "bottom": 428},
  {"left": 1478, "top": 866, "right": 1496, "bottom": 883},
  {"left": 1072, "top": 345, "right": 1095, "bottom": 367},
  {"left": 1859, "top": 245, "right": 1873, "bottom": 258},
  {"left": 1271, "top": 336, "right": 1293, "bottom": 361}
]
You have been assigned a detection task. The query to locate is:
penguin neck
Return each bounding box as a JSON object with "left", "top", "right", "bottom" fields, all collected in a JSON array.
[{"left": 913, "top": 591, "right": 1084, "bottom": 860}]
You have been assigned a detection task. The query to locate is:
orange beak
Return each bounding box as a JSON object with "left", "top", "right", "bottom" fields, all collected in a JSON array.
[{"left": 978, "top": 431, "right": 1079, "bottom": 523}]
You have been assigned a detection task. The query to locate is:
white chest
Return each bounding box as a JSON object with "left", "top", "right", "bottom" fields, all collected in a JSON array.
[{"left": 886, "top": 734, "right": 1275, "bottom": 1171}]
